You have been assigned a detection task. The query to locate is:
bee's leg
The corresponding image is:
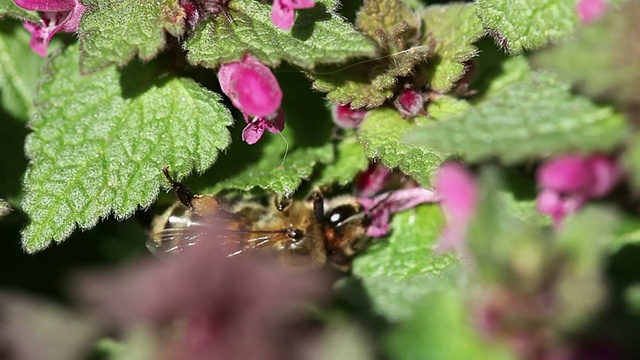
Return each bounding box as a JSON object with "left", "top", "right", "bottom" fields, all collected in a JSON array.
[
  {"left": 162, "top": 167, "right": 195, "bottom": 209},
  {"left": 275, "top": 194, "right": 292, "bottom": 212},
  {"left": 310, "top": 191, "right": 324, "bottom": 221}
]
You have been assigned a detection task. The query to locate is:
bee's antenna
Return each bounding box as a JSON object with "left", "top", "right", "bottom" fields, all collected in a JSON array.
[
  {"left": 368, "top": 192, "right": 394, "bottom": 213},
  {"left": 162, "top": 167, "right": 195, "bottom": 209}
]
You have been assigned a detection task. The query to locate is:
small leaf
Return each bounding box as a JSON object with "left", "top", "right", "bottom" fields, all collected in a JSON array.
[
  {"left": 0, "top": 20, "right": 45, "bottom": 120},
  {"left": 352, "top": 205, "right": 457, "bottom": 321},
  {"left": 78, "top": 0, "right": 184, "bottom": 73},
  {"left": 355, "top": 0, "right": 420, "bottom": 51},
  {"left": 185, "top": 0, "right": 376, "bottom": 70},
  {"left": 357, "top": 108, "right": 446, "bottom": 186},
  {"left": 0, "top": 0, "right": 39, "bottom": 22},
  {"left": 309, "top": 45, "right": 431, "bottom": 108},
  {"left": 385, "top": 290, "right": 515, "bottom": 360},
  {"left": 21, "top": 45, "right": 233, "bottom": 252},
  {"left": 419, "top": 3, "right": 484, "bottom": 92},
  {"left": 476, "top": 0, "right": 577, "bottom": 55},
  {"left": 405, "top": 72, "right": 627, "bottom": 163},
  {"left": 198, "top": 69, "right": 334, "bottom": 196},
  {"left": 533, "top": 1, "right": 640, "bottom": 106},
  {"left": 315, "top": 137, "right": 369, "bottom": 188}
]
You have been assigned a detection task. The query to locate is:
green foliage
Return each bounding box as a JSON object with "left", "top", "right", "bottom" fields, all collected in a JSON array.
[
  {"left": 21, "top": 45, "right": 233, "bottom": 252},
  {"left": 0, "top": 20, "right": 45, "bottom": 120},
  {"left": 78, "top": 0, "right": 184, "bottom": 74},
  {"left": 185, "top": 0, "right": 376, "bottom": 69},
  {"left": 352, "top": 205, "right": 457, "bottom": 321},
  {"left": 476, "top": 0, "right": 577, "bottom": 54},
  {"left": 385, "top": 290, "right": 515, "bottom": 360},
  {"left": 355, "top": 0, "right": 420, "bottom": 52},
  {"left": 315, "top": 137, "right": 369, "bottom": 188},
  {"left": 358, "top": 108, "right": 446, "bottom": 186},
  {"left": 309, "top": 0, "right": 430, "bottom": 108},
  {"left": 0, "top": 0, "right": 39, "bottom": 21},
  {"left": 198, "top": 69, "right": 335, "bottom": 196},
  {"left": 533, "top": 1, "right": 640, "bottom": 106},
  {"left": 419, "top": 3, "right": 484, "bottom": 92},
  {"left": 405, "top": 72, "right": 627, "bottom": 163}
]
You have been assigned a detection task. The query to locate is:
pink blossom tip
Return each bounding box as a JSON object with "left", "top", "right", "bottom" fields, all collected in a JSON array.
[
  {"left": 16, "top": 0, "right": 85, "bottom": 56},
  {"left": 394, "top": 88, "right": 425, "bottom": 118},
  {"left": 359, "top": 187, "right": 438, "bottom": 238},
  {"left": 241, "top": 109, "right": 286, "bottom": 145},
  {"left": 271, "top": 0, "right": 315, "bottom": 30},
  {"left": 218, "top": 54, "right": 283, "bottom": 118},
  {"left": 576, "top": 0, "right": 608, "bottom": 24},
  {"left": 331, "top": 103, "right": 368, "bottom": 129},
  {"left": 434, "top": 162, "right": 478, "bottom": 255}
]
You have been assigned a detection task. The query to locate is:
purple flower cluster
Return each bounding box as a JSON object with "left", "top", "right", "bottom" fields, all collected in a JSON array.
[{"left": 536, "top": 154, "right": 620, "bottom": 225}]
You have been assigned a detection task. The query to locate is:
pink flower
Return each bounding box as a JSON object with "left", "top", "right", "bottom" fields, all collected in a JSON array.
[
  {"left": 14, "top": 0, "right": 85, "bottom": 56},
  {"left": 331, "top": 103, "right": 368, "bottom": 129},
  {"left": 358, "top": 187, "right": 439, "bottom": 238},
  {"left": 241, "top": 109, "right": 285, "bottom": 145},
  {"left": 355, "top": 163, "right": 392, "bottom": 197},
  {"left": 433, "top": 163, "right": 478, "bottom": 255},
  {"left": 393, "top": 88, "right": 425, "bottom": 118},
  {"left": 576, "top": 0, "right": 608, "bottom": 23},
  {"left": 271, "top": 0, "right": 315, "bottom": 31},
  {"left": 536, "top": 154, "right": 620, "bottom": 225},
  {"left": 218, "top": 54, "right": 285, "bottom": 144}
]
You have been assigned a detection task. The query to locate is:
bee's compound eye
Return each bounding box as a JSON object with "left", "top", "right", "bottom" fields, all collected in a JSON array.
[
  {"left": 326, "top": 205, "right": 359, "bottom": 227},
  {"left": 288, "top": 228, "right": 304, "bottom": 241}
]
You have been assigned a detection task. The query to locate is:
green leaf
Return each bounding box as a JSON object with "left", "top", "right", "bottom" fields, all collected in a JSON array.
[
  {"left": 355, "top": 0, "right": 421, "bottom": 51},
  {"left": 315, "top": 137, "right": 369, "bottom": 188},
  {"left": 419, "top": 3, "right": 484, "bottom": 92},
  {"left": 21, "top": 45, "right": 233, "bottom": 252},
  {"left": 553, "top": 207, "right": 616, "bottom": 331},
  {"left": 0, "top": 20, "right": 46, "bottom": 120},
  {"left": 0, "top": 0, "right": 39, "bottom": 21},
  {"left": 185, "top": 0, "right": 376, "bottom": 70},
  {"left": 198, "top": 69, "right": 334, "bottom": 196},
  {"left": 622, "top": 133, "right": 640, "bottom": 191},
  {"left": 352, "top": 205, "right": 457, "bottom": 321},
  {"left": 357, "top": 108, "right": 446, "bottom": 186},
  {"left": 476, "top": 0, "right": 577, "bottom": 55},
  {"left": 533, "top": 1, "right": 640, "bottom": 106},
  {"left": 385, "top": 290, "right": 515, "bottom": 360},
  {"left": 405, "top": 72, "right": 627, "bottom": 164},
  {"left": 78, "top": 0, "right": 184, "bottom": 74}
]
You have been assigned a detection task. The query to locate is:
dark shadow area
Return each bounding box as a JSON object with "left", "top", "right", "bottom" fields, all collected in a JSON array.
[
  {"left": 0, "top": 216, "right": 146, "bottom": 302},
  {"left": 118, "top": 55, "right": 174, "bottom": 99},
  {"left": 291, "top": 2, "right": 331, "bottom": 41},
  {"left": 0, "top": 111, "right": 29, "bottom": 202},
  {"left": 467, "top": 38, "right": 511, "bottom": 98},
  {"left": 577, "top": 244, "right": 640, "bottom": 358}
]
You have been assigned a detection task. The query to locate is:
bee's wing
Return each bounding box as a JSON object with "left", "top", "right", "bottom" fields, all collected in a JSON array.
[{"left": 147, "top": 218, "right": 289, "bottom": 259}]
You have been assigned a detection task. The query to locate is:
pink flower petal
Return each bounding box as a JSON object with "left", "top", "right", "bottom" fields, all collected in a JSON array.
[
  {"left": 536, "top": 189, "right": 586, "bottom": 225},
  {"left": 355, "top": 163, "right": 391, "bottom": 197},
  {"left": 218, "top": 55, "right": 282, "bottom": 117},
  {"left": 434, "top": 163, "right": 478, "bottom": 255},
  {"left": 586, "top": 154, "right": 621, "bottom": 198},
  {"left": 435, "top": 162, "right": 477, "bottom": 221},
  {"left": 576, "top": 0, "right": 608, "bottom": 23},
  {"left": 263, "top": 109, "right": 286, "bottom": 134},
  {"left": 14, "top": 0, "right": 75, "bottom": 11},
  {"left": 242, "top": 120, "right": 266, "bottom": 145},
  {"left": 282, "top": 0, "right": 315, "bottom": 9},
  {"left": 359, "top": 187, "right": 438, "bottom": 238},
  {"left": 537, "top": 155, "right": 594, "bottom": 195},
  {"left": 271, "top": 0, "right": 295, "bottom": 30},
  {"left": 393, "top": 88, "right": 424, "bottom": 118},
  {"left": 331, "top": 103, "right": 367, "bottom": 129}
]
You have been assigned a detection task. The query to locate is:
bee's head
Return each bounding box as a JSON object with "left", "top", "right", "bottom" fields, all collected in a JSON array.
[{"left": 315, "top": 196, "right": 371, "bottom": 269}]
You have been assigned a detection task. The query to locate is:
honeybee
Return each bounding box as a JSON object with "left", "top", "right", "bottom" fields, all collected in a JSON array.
[{"left": 147, "top": 168, "right": 373, "bottom": 270}]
